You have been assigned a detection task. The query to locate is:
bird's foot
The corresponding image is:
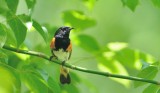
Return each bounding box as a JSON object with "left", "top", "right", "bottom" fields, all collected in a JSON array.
[
  {"left": 49, "top": 55, "right": 57, "bottom": 61},
  {"left": 62, "top": 61, "right": 65, "bottom": 66}
]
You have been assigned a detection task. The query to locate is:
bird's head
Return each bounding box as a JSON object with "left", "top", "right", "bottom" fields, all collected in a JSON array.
[{"left": 55, "top": 26, "right": 74, "bottom": 38}]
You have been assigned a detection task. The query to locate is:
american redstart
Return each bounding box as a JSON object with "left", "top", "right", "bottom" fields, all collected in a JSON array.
[{"left": 50, "top": 26, "right": 74, "bottom": 84}]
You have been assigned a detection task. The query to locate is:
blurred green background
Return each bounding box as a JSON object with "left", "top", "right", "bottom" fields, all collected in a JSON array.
[
  {"left": 22, "top": 0, "right": 160, "bottom": 58},
  {"left": 1, "top": 0, "right": 160, "bottom": 93}
]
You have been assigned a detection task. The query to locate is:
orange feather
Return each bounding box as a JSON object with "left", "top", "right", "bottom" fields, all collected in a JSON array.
[
  {"left": 50, "top": 38, "right": 55, "bottom": 49},
  {"left": 66, "top": 43, "right": 72, "bottom": 52}
]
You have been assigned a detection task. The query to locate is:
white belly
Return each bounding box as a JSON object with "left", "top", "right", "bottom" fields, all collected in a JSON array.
[{"left": 53, "top": 49, "right": 70, "bottom": 62}]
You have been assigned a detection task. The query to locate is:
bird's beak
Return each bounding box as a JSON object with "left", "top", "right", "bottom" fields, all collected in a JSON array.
[{"left": 70, "top": 27, "right": 74, "bottom": 30}]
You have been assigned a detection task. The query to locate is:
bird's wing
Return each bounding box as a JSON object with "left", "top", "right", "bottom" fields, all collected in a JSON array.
[
  {"left": 66, "top": 43, "right": 72, "bottom": 60},
  {"left": 50, "top": 38, "right": 55, "bottom": 49}
]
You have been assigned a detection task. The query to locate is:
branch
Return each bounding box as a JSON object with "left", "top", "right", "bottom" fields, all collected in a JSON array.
[{"left": 2, "top": 45, "right": 160, "bottom": 85}]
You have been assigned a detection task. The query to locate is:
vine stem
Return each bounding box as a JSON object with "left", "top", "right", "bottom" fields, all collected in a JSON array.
[{"left": 2, "top": 45, "right": 160, "bottom": 85}]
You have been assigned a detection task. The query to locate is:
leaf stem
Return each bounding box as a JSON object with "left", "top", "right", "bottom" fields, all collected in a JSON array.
[{"left": 2, "top": 45, "right": 160, "bottom": 85}]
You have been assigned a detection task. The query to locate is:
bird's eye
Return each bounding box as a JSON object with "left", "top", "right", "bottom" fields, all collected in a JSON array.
[{"left": 64, "top": 28, "right": 67, "bottom": 30}]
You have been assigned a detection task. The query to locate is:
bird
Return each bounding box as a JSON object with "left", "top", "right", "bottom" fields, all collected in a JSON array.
[{"left": 50, "top": 26, "right": 74, "bottom": 84}]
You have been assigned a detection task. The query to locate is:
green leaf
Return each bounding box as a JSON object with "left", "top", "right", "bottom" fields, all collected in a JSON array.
[
  {"left": 115, "top": 48, "right": 137, "bottom": 69},
  {"left": 36, "top": 69, "right": 61, "bottom": 93},
  {"left": 25, "top": 0, "right": 36, "bottom": 9},
  {"left": 62, "top": 84, "right": 79, "bottom": 93},
  {"left": 143, "top": 84, "right": 160, "bottom": 93},
  {"left": 0, "top": 64, "right": 21, "bottom": 93},
  {"left": 82, "top": 77, "right": 99, "bottom": 93},
  {"left": 5, "top": 28, "right": 17, "bottom": 46},
  {"left": 74, "top": 34, "right": 100, "bottom": 52},
  {"left": 0, "top": 0, "right": 9, "bottom": 16},
  {"left": 115, "top": 48, "right": 155, "bottom": 69},
  {"left": 105, "top": 42, "right": 155, "bottom": 69},
  {"left": 141, "top": 60, "right": 150, "bottom": 69},
  {"left": 7, "top": 16, "right": 27, "bottom": 47},
  {"left": 62, "top": 10, "right": 96, "bottom": 31},
  {"left": 121, "top": 0, "right": 139, "bottom": 11},
  {"left": 47, "top": 77, "right": 61, "bottom": 93},
  {"left": 152, "top": 61, "right": 160, "bottom": 68},
  {"left": 21, "top": 72, "right": 48, "bottom": 93},
  {"left": 0, "top": 51, "right": 8, "bottom": 64},
  {"left": 70, "top": 72, "right": 81, "bottom": 83},
  {"left": 134, "top": 66, "right": 158, "bottom": 88},
  {"left": 0, "top": 23, "right": 7, "bottom": 48},
  {"left": 5, "top": 0, "right": 19, "bottom": 13},
  {"left": 32, "top": 20, "right": 48, "bottom": 42},
  {"left": 151, "top": 0, "right": 160, "bottom": 8},
  {"left": 0, "top": 7, "right": 7, "bottom": 16},
  {"left": 18, "top": 14, "right": 32, "bottom": 22},
  {"left": 18, "top": 14, "right": 48, "bottom": 42},
  {"left": 82, "top": 0, "right": 96, "bottom": 10},
  {"left": 97, "top": 57, "right": 130, "bottom": 87}
]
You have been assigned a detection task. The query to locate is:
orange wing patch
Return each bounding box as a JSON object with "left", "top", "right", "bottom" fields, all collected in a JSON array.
[
  {"left": 66, "top": 43, "right": 72, "bottom": 52},
  {"left": 50, "top": 38, "right": 55, "bottom": 49}
]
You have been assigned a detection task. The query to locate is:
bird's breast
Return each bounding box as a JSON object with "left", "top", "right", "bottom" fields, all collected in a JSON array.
[
  {"left": 55, "top": 38, "right": 70, "bottom": 51},
  {"left": 53, "top": 49, "right": 70, "bottom": 61}
]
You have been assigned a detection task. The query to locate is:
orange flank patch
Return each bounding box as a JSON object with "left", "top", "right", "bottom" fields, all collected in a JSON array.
[
  {"left": 50, "top": 38, "right": 55, "bottom": 49},
  {"left": 66, "top": 43, "right": 72, "bottom": 52}
]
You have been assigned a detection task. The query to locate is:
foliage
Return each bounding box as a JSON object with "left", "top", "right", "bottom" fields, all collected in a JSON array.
[
  {"left": 0, "top": 0, "right": 160, "bottom": 93},
  {"left": 121, "top": 0, "right": 139, "bottom": 11}
]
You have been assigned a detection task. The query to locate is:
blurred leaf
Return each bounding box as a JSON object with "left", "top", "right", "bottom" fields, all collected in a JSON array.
[
  {"left": 115, "top": 48, "right": 155, "bottom": 69},
  {"left": 143, "top": 84, "right": 160, "bottom": 93},
  {"left": 5, "top": 0, "right": 19, "bottom": 13},
  {"left": 82, "top": 77, "right": 99, "bottom": 93},
  {"left": 0, "top": 0, "right": 7, "bottom": 11},
  {"left": 7, "top": 16, "right": 27, "bottom": 47},
  {"left": 138, "top": 52, "right": 156, "bottom": 64},
  {"left": 62, "top": 10, "right": 96, "bottom": 31},
  {"left": 114, "top": 48, "right": 137, "bottom": 68},
  {"left": 47, "top": 77, "right": 61, "bottom": 93},
  {"left": 121, "top": 0, "right": 139, "bottom": 11},
  {"left": 97, "top": 56, "right": 117, "bottom": 73},
  {"left": 18, "top": 14, "right": 31, "bottom": 22},
  {"left": 0, "top": 23, "right": 7, "bottom": 48},
  {"left": 36, "top": 69, "right": 61, "bottom": 93},
  {"left": 62, "top": 84, "right": 79, "bottom": 93},
  {"left": 82, "top": 0, "right": 96, "bottom": 10},
  {"left": 25, "top": 0, "right": 36, "bottom": 9},
  {"left": 141, "top": 60, "right": 150, "bottom": 69},
  {"left": 134, "top": 66, "right": 158, "bottom": 88},
  {"left": 151, "top": 0, "right": 160, "bottom": 8},
  {"left": 70, "top": 72, "right": 81, "bottom": 83},
  {"left": 0, "top": 64, "right": 21, "bottom": 93},
  {"left": 107, "top": 42, "right": 128, "bottom": 51},
  {"left": 5, "top": 28, "right": 17, "bottom": 46},
  {"left": 106, "top": 42, "right": 155, "bottom": 69},
  {"left": 32, "top": 20, "right": 48, "bottom": 42},
  {"left": 102, "top": 42, "right": 137, "bottom": 70},
  {"left": 21, "top": 72, "right": 48, "bottom": 93},
  {"left": 43, "top": 24, "right": 58, "bottom": 40},
  {"left": 0, "top": 51, "right": 8, "bottom": 64},
  {"left": 96, "top": 42, "right": 157, "bottom": 87},
  {"left": 0, "top": 1, "right": 9, "bottom": 16},
  {"left": 152, "top": 61, "right": 160, "bottom": 68},
  {"left": 0, "top": 7, "right": 6, "bottom": 15},
  {"left": 18, "top": 14, "right": 48, "bottom": 42},
  {"left": 75, "top": 34, "right": 100, "bottom": 52},
  {"left": 97, "top": 58, "right": 130, "bottom": 87},
  {"left": 7, "top": 52, "right": 23, "bottom": 68}
]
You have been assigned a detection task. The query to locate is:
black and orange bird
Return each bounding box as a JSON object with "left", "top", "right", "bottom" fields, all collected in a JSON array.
[{"left": 50, "top": 26, "right": 74, "bottom": 84}]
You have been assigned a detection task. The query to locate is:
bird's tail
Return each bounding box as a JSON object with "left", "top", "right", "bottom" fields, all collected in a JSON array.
[{"left": 60, "top": 65, "right": 71, "bottom": 84}]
